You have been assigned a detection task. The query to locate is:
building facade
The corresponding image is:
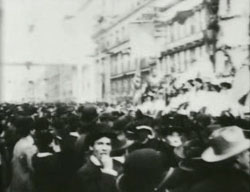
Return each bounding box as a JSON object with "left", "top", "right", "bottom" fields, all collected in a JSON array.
[
  {"left": 159, "top": 0, "right": 211, "bottom": 75},
  {"left": 94, "top": 0, "right": 250, "bottom": 103},
  {"left": 94, "top": 0, "right": 159, "bottom": 103},
  {"left": 44, "top": 64, "right": 80, "bottom": 103}
]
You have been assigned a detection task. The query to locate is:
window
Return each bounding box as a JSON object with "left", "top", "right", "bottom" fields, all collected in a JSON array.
[
  {"left": 185, "top": 49, "right": 191, "bottom": 70},
  {"left": 195, "top": 11, "right": 201, "bottom": 32},
  {"left": 166, "top": 55, "right": 170, "bottom": 74},
  {"left": 116, "top": 31, "right": 119, "bottom": 43},
  {"left": 117, "top": 53, "right": 121, "bottom": 74},
  {"left": 170, "top": 55, "right": 175, "bottom": 72},
  {"left": 114, "top": 56, "right": 118, "bottom": 75},
  {"left": 180, "top": 51, "right": 185, "bottom": 72},
  {"left": 200, "top": 9, "right": 207, "bottom": 30},
  {"left": 165, "top": 25, "right": 170, "bottom": 43},
  {"left": 201, "top": 45, "right": 207, "bottom": 58},
  {"left": 190, "top": 16, "right": 195, "bottom": 34},
  {"left": 170, "top": 24, "right": 174, "bottom": 42},
  {"left": 121, "top": 27, "right": 126, "bottom": 41},
  {"left": 174, "top": 22, "right": 178, "bottom": 40},
  {"left": 111, "top": 81, "right": 115, "bottom": 94},
  {"left": 186, "top": 18, "right": 191, "bottom": 36},
  {"left": 195, "top": 46, "right": 200, "bottom": 61}
]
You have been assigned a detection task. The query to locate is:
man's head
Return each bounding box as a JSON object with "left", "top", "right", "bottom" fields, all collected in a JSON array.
[
  {"left": 117, "top": 149, "right": 165, "bottom": 192},
  {"left": 85, "top": 124, "right": 116, "bottom": 161},
  {"left": 89, "top": 136, "right": 112, "bottom": 161},
  {"left": 14, "top": 116, "right": 34, "bottom": 138},
  {"left": 234, "top": 149, "right": 250, "bottom": 174},
  {"left": 202, "top": 126, "right": 250, "bottom": 174}
]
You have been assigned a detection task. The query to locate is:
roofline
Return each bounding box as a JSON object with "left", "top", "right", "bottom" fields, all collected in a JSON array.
[{"left": 93, "top": 0, "right": 157, "bottom": 39}]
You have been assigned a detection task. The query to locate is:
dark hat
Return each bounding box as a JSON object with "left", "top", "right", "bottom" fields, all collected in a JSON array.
[
  {"left": 187, "top": 79, "right": 194, "bottom": 86},
  {"left": 54, "top": 104, "right": 74, "bottom": 116},
  {"left": 111, "top": 136, "right": 134, "bottom": 156},
  {"left": 174, "top": 139, "right": 206, "bottom": 159},
  {"left": 34, "top": 117, "right": 50, "bottom": 131},
  {"left": 135, "top": 125, "right": 154, "bottom": 137},
  {"left": 195, "top": 78, "right": 203, "bottom": 84},
  {"left": 113, "top": 115, "right": 134, "bottom": 132},
  {"left": 220, "top": 82, "right": 232, "bottom": 89},
  {"left": 158, "top": 114, "right": 189, "bottom": 136},
  {"left": 34, "top": 129, "right": 54, "bottom": 149},
  {"left": 174, "top": 139, "right": 208, "bottom": 171},
  {"left": 13, "top": 116, "right": 33, "bottom": 128},
  {"left": 84, "top": 123, "right": 116, "bottom": 148},
  {"left": 212, "top": 84, "right": 221, "bottom": 92},
  {"left": 51, "top": 118, "right": 66, "bottom": 130},
  {"left": 78, "top": 104, "right": 98, "bottom": 122},
  {"left": 117, "top": 149, "right": 165, "bottom": 192},
  {"left": 99, "top": 112, "right": 116, "bottom": 122}
]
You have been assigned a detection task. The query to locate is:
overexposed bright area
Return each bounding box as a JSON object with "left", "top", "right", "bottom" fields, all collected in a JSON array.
[{"left": 1, "top": 0, "right": 99, "bottom": 102}]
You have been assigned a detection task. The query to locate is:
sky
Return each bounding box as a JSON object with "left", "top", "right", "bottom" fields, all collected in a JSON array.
[
  {"left": 1, "top": 0, "right": 100, "bottom": 102},
  {"left": 2, "top": 0, "right": 98, "bottom": 64}
]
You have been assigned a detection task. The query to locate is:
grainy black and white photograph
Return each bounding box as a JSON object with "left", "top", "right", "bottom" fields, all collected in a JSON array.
[{"left": 0, "top": 0, "right": 250, "bottom": 192}]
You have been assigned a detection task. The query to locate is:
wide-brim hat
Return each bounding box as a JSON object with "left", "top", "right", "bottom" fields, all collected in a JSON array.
[
  {"left": 135, "top": 125, "right": 154, "bottom": 136},
  {"left": 202, "top": 126, "right": 250, "bottom": 162},
  {"left": 111, "top": 139, "right": 135, "bottom": 156}
]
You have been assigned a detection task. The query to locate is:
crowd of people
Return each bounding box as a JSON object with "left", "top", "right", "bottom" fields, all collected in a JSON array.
[
  {"left": 0, "top": 91, "right": 249, "bottom": 192},
  {"left": 0, "top": 62, "right": 249, "bottom": 192}
]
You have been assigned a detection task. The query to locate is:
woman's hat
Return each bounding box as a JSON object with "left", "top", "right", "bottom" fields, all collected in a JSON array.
[
  {"left": 135, "top": 125, "right": 154, "bottom": 137},
  {"left": 174, "top": 139, "right": 205, "bottom": 160},
  {"left": 175, "top": 139, "right": 208, "bottom": 171},
  {"left": 202, "top": 126, "right": 250, "bottom": 162}
]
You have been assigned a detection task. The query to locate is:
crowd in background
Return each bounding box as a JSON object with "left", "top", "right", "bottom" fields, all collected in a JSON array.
[
  {"left": 0, "top": 92, "right": 249, "bottom": 192},
  {"left": 0, "top": 63, "right": 250, "bottom": 192}
]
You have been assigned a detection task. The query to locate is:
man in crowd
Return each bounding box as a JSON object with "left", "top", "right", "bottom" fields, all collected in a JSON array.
[
  {"left": 74, "top": 124, "right": 122, "bottom": 192},
  {"left": 188, "top": 126, "right": 250, "bottom": 192}
]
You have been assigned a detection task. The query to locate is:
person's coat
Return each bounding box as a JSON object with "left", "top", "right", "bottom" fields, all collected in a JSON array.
[
  {"left": 9, "top": 135, "right": 37, "bottom": 192},
  {"left": 73, "top": 156, "right": 122, "bottom": 192},
  {"left": 188, "top": 168, "right": 250, "bottom": 192}
]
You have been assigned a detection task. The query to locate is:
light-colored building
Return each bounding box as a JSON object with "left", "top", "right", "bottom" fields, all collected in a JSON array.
[
  {"left": 0, "top": 0, "right": 3, "bottom": 102},
  {"left": 80, "top": 62, "right": 98, "bottom": 103},
  {"left": 94, "top": 0, "right": 250, "bottom": 103},
  {"left": 94, "top": 0, "right": 160, "bottom": 103},
  {"left": 159, "top": 0, "right": 211, "bottom": 75},
  {"left": 2, "top": 63, "right": 85, "bottom": 103},
  {"left": 2, "top": 63, "right": 46, "bottom": 103},
  {"left": 216, "top": 0, "right": 250, "bottom": 75},
  {"left": 44, "top": 64, "right": 80, "bottom": 103}
]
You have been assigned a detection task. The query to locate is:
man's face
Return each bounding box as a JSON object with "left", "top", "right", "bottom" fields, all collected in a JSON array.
[
  {"left": 90, "top": 137, "right": 112, "bottom": 161},
  {"left": 237, "top": 149, "right": 250, "bottom": 174}
]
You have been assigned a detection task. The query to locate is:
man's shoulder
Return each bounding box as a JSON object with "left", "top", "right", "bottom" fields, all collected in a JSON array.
[{"left": 77, "top": 160, "right": 100, "bottom": 175}]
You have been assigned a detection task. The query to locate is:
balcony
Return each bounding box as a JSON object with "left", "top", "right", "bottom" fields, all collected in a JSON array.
[{"left": 165, "top": 31, "right": 205, "bottom": 51}]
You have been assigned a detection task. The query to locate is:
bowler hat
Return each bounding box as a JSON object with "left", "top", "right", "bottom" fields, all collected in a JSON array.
[
  {"left": 117, "top": 149, "right": 165, "bottom": 192},
  {"left": 84, "top": 123, "right": 116, "bottom": 148}
]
